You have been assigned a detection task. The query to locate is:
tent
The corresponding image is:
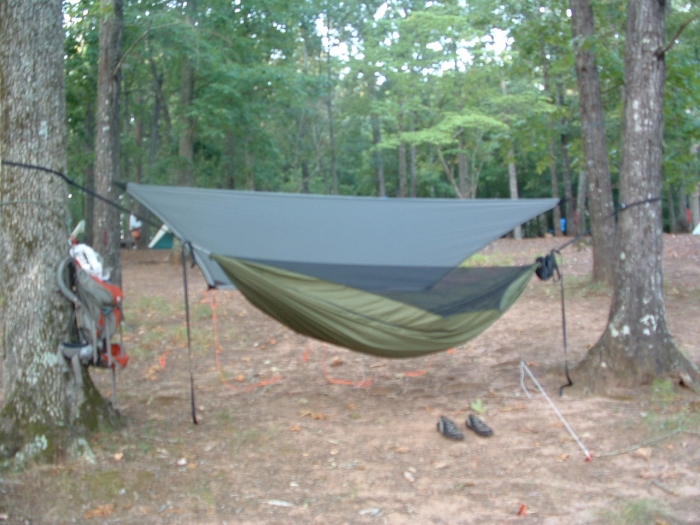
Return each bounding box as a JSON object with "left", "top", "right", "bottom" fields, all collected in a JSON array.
[
  {"left": 148, "top": 224, "right": 174, "bottom": 250},
  {"left": 127, "top": 183, "right": 558, "bottom": 358},
  {"left": 693, "top": 221, "right": 700, "bottom": 235}
]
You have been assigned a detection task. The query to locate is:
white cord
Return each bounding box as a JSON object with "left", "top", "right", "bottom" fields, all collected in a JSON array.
[{"left": 520, "top": 360, "right": 592, "bottom": 461}]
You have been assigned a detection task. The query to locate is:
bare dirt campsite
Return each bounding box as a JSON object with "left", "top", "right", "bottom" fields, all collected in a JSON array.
[{"left": 2, "top": 235, "right": 700, "bottom": 524}]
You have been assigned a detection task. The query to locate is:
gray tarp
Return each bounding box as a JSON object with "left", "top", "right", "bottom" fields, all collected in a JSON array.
[{"left": 127, "top": 183, "right": 558, "bottom": 289}]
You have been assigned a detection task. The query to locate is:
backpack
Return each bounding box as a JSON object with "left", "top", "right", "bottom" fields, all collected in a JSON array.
[{"left": 57, "top": 244, "right": 129, "bottom": 386}]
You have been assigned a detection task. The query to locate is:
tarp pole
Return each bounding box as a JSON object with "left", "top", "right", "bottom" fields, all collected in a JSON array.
[{"left": 181, "top": 242, "right": 198, "bottom": 425}]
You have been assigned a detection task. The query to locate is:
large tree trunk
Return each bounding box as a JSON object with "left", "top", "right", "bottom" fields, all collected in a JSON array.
[
  {"left": 83, "top": 101, "right": 96, "bottom": 247},
  {"left": 398, "top": 107, "right": 407, "bottom": 198},
  {"left": 176, "top": 1, "right": 197, "bottom": 186},
  {"left": 507, "top": 148, "right": 523, "bottom": 239},
  {"left": 575, "top": 170, "right": 588, "bottom": 236},
  {"left": 542, "top": 58, "right": 563, "bottom": 237},
  {"left": 569, "top": 0, "right": 616, "bottom": 284},
  {"left": 457, "top": 132, "right": 470, "bottom": 198},
  {"left": 326, "top": 43, "right": 338, "bottom": 195},
  {"left": 0, "top": 0, "right": 115, "bottom": 466},
  {"left": 177, "top": 56, "right": 195, "bottom": 186},
  {"left": 501, "top": 80, "right": 523, "bottom": 239},
  {"left": 409, "top": 134, "right": 417, "bottom": 198},
  {"left": 574, "top": 0, "right": 699, "bottom": 393},
  {"left": 557, "top": 82, "right": 575, "bottom": 235},
  {"left": 691, "top": 183, "right": 700, "bottom": 230},
  {"left": 94, "top": 0, "right": 123, "bottom": 286}
]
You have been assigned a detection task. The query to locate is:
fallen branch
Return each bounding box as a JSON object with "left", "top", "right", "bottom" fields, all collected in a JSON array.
[
  {"left": 599, "top": 429, "right": 700, "bottom": 457},
  {"left": 648, "top": 479, "right": 677, "bottom": 496}
]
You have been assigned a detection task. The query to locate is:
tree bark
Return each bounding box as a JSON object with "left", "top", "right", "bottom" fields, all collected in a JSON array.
[
  {"left": 371, "top": 113, "right": 385, "bottom": 197},
  {"left": 542, "top": 57, "right": 563, "bottom": 237},
  {"left": 0, "top": 0, "right": 115, "bottom": 466},
  {"left": 326, "top": 38, "right": 338, "bottom": 195},
  {"left": 177, "top": 56, "right": 195, "bottom": 186},
  {"left": 569, "top": 0, "right": 616, "bottom": 284},
  {"left": 94, "top": 0, "right": 123, "bottom": 286},
  {"left": 457, "top": 132, "right": 470, "bottom": 198},
  {"left": 574, "top": 0, "right": 700, "bottom": 393},
  {"left": 501, "top": 80, "right": 522, "bottom": 239},
  {"left": 398, "top": 107, "right": 407, "bottom": 198},
  {"left": 409, "top": 128, "right": 417, "bottom": 198},
  {"left": 83, "top": 101, "right": 96, "bottom": 247},
  {"left": 666, "top": 188, "right": 677, "bottom": 233},
  {"left": 691, "top": 183, "right": 699, "bottom": 229},
  {"left": 575, "top": 170, "right": 588, "bottom": 236},
  {"left": 507, "top": 148, "right": 523, "bottom": 239},
  {"left": 557, "top": 82, "right": 575, "bottom": 235}
]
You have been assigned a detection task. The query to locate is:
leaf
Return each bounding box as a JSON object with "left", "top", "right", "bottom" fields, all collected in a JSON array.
[
  {"left": 84, "top": 504, "right": 115, "bottom": 519},
  {"left": 470, "top": 398, "right": 487, "bottom": 414}
]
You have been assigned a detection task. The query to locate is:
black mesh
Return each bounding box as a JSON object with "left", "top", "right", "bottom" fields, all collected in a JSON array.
[{"left": 246, "top": 258, "right": 534, "bottom": 317}]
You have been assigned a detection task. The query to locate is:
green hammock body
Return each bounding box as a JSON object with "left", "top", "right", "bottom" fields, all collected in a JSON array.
[{"left": 214, "top": 255, "right": 535, "bottom": 358}]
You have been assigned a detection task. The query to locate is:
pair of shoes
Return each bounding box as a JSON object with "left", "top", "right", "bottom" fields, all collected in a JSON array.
[
  {"left": 466, "top": 414, "right": 493, "bottom": 437},
  {"left": 437, "top": 416, "right": 464, "bottom": 440}
]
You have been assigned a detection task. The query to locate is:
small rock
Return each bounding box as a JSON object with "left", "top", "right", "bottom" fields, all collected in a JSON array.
[
  {"left": 634, "top": 447, "right": 653, "bottom": 460},
  {"left": 359, "top": 508, "right": 382, "bottom": 517},
  {"left": 403, "top": 471, "right": 415, "bottom": 483},
  {"left": 177, "top": 458, "right": 188, "bottom": 466},
  {"left": 396, "top": 447, "right": 410, "bottom": 454}
]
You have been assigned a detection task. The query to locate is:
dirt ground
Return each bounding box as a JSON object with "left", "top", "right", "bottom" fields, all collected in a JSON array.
[{"left": 2, "top": 235, "right": 700, "bottom": 525}]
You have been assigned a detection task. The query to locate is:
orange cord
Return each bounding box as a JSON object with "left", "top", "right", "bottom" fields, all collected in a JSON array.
[
  {"left": 321, "top": 345, "right": 373, "bottom": 388},
  {"left": 210, "top": 291, "right": 281, "bottom": 392},
  {"left": 403, "top": 353, "right": 436, "bottom": 377},
  {"left": 158, "top": 350, "right": 172, "bottom": 369}
]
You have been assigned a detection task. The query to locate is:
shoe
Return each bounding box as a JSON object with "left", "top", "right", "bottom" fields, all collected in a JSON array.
[
  {"left": 466, "top": 415, "right": 493, "bottom": 437},
  {"left": 437, "top": 416, "right": 464, "bottom": 440}
]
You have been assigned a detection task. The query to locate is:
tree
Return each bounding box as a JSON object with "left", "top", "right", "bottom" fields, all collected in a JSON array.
[
  {"left": 574, "top": 0, "right": 700, "bottom": 392},
  {"left": 569, "top": 0, "right": 616, "bottom": 284},
  {"left": 94, "top": 0, "right": 123, "bottom": 285},
  {"left": 0, "top": 0, "right": 114, "bottom": 467}
]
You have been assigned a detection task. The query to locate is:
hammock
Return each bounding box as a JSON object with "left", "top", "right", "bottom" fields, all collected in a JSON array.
[{"left": 127, "top": 184, "right": 557, "bottom": 358}]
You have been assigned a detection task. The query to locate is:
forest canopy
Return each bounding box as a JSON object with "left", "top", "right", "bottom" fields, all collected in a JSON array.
[{"left": 64, "top": 0, "right": 700, "bottom": 234}]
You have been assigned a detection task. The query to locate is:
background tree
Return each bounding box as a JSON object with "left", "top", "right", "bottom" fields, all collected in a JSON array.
[
  {"left": 574, "top": 0, "right": 700, "bottom": 392},
  {"left": 569, "top": 0, "right": 616, "bottom": 284},
  {"left": 93, "top": 0, "right": 124, "bottom": 285},
  {"left": 0, "top": 0, "right": 114, "bottom": 467}
]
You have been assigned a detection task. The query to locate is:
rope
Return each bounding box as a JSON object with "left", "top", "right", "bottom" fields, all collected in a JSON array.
[
  {"left": 535, "top": 250, "right": 573, "bottom": 395},
  {"left": 0, "top": 159, "right": 156, "bottom": 226},
  {"left": 520, "top": 361, "right": 592, "bottom": 461},
  {"left": 209, "top": 290, "right": 281, "bottom": 392},
  {"left": 607, "top": 197, "right": 662, "bottom": 220}
]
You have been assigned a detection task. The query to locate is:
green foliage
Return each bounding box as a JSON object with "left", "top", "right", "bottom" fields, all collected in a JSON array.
[{"left": 62, "top": 0, "right": 700, "bottom": 225}]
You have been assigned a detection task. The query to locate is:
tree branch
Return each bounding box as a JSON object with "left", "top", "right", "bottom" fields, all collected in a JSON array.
[
  {"left": 113, "top": 23, "right": 179, "bottom": 77},
  {"left": 657, "top": 15, "right": 698, "bottom": 57},
  {"left": 436, "top": 146, "right": 464, "bottom": 198}
]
